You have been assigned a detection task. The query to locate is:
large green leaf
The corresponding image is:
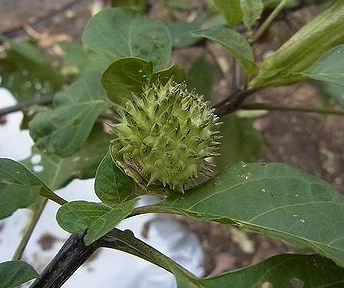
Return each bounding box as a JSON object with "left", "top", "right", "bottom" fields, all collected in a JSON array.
[
  {"left": 187, "top": 56, "right": 214, "bottom": 100},
  {"left": 249, "top": 0, "right": 344, "bottom": 89},
  {"left": 217, "top": 114, "right": 263, "bottom": 169},
  {"left": 56, "top": 199, "right": 137, "bottom": 245},
  {"left": 213, "top": 0, "right": 243, "bottom": 27},
  {"left": 301, "top": 45, "right": 344, "bottom": 86},
  {"left": 0, "top": 40, "right": 62, "bottom": 101},
  {"left": 82, "top": 8, "right": 171, "bottom": 70},
  {"left": 158, "top": 162, "right": 344, "bottom": 267},
  {"left": 29, "top": 72, "right": 111, "bottom": 157},
  {"left": 239, "top": 0, "right": 264, "bottom": 29},
  {"left": 0, "top": 261, "right": 38, "bottom": 288},
  {"left": 102, "top": 57, "right": 186, "bottom": 105},
  {"left": 191, "top": 26, "right": 256, "bottom": 73},
  {"left": 22, "top": 125, "right": 111, "bottom": 190},
  {"left": 0, "top": 158, "right": 52, "bottom": 219},
  {"left": 197, "top": 254, "right": 344, "bottom": 288},
  {"left": 95, "top": 153, "right": 137, "bottom": 205}
]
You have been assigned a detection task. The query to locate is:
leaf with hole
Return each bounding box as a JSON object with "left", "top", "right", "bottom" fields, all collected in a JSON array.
[
  {"left": 158, "top": 162, "right": 344, "bottom": 268},
  {"left": 82, "top": 8, "right": 171, "bottom": 70},
  {"left": 0, "top": 261, "right": 39, "bottom": 288},
  {"left": 0, "top": 40, "right": 62, "bottom": 101},
  {"left": 29, "top": 72, "right": 111, "bottom": 157},
  {"left": 22, "top": 124, "right": 111, "bottom": 190}
]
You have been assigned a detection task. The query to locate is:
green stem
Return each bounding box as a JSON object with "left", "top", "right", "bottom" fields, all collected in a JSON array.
[
  {"left": 239, "top": 102, "right": 344, "bottom": 116},
  {"left": 40, "top": 186, "right": 67, "bottom": 206},
  {"left": 251, "top": 0, "right": 293, "bottom": 42},
  {"left": 12, "top": 198, "right": 47, "bottom": 260},
  {"left": 100, "top": 228, "right": 198, "bottom": 283}
]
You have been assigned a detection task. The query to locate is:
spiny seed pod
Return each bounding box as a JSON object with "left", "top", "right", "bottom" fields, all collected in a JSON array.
[{"left": 110, "top": 80, "right": 221, "bottom": 192}]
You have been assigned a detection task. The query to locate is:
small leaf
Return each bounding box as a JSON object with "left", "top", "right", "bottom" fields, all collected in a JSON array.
[
  {"left": 0, "top": 158, "right": 47, "bottom": 219},
  {"left": 319, "top": 82, "right": 344, "bottom": 108},
  {"left": 159, "top": 162, "right": 344, "bottom": 267},
  {"left": 56, "top": 199, "right": 137, "bottom": 245},
  {"left": 166, "top": 21, "right": 199, "bottom": 48},
  {"left": 217, "top": 114, "right": 263, "bottom": 169},
  {"left": 29, "top": 72, "right": 111, "bottom": 157},
  {"left": 187, "top": 56, "right": 214, "bottom": 100},
  {"left": 213, "top": 0, "right": 243, "bottom": 27},
  {"left": 0, "top": 261, "right": 38, "bottom": 288},
  {"left": 102, "top": 57, "right": 186, "bottom": 105},
  {"left": 95, "top": 153, "right": 137, "bottom": 205},
  {"left": 239, "top": 0, "right": 264, "bottom": 29},
  {"left": 82, "top": 8, "right": 171, "bottom": 70},
  {"left": 22, "top": 124, "right": 111, "bottom": 190},
  {"left": 101, "top": 57, "right": 153, "bottom": 105},
  {"left": 191, "top": 26, "right": 256, "bottom": 74},
  {"left": 301, "top": 45, "right": 344, "bottom": 86}
]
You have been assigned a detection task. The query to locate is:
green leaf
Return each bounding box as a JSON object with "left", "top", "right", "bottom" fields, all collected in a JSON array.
[
  {"left": 166, "top": 21, "right": 199, "bottom": 48},
  {"left": 56, "top": 199, "right": 137, "bottom": 245},
  {"left": 101, "top": 57, "right": 153, "bottom": 105},
  {"left": 239, "top": 0, "right": 264, "bottom": 29},
  {"left": 0, "top": 40, "right": 62, "bottom": 101},
  {"left": 217, "top": 114, "right": 263, "bottom": 169},
  {"left": 29, "top": 72, "right": 111, "bottom": 157},
  {"left": 0, "top": 261, "right": 38, "bottom": 288},
  {"left": 102, "top": 57, "right": 186, "bottom": 105},
  {"left": 301, "top": 45, "right": 344, "bottom": 86},
  {"left": 159, "top": 162, "right": 344, "bottom": 267},
  {"left": 213, "top": 0, "right": 243, "bottom": 27},
  {"left": 197, "top": 254, "right": 344, "bottom": 287},
  {"left": 187, "top": 56, "right": 214, "bottom": 100},
  {"left": 95, "top": 153, "right": 137, "bottom": 205},
  {"left": 249, "top": 0, "right": 344, "bottom": 89},
  {"left": 22, "top": 124, "right": 111, "bottom": 190},
  {"left": 0, "top": 158, "right": 47, "bottom": 219},
  {"left": 82, "top": 8, "right": 171, "bottom": 70},
  {"left": 191, "top": 26, "right": 256, "bottom": 74}
]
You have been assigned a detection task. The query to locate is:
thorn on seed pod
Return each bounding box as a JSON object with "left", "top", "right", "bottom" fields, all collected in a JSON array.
[{"left": 110, "top": 79, "right": 221, "bottom": 193}]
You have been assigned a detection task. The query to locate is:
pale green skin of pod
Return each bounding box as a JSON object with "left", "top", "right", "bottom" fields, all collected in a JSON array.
[{"left": 110, "top": 81, "right": 221, "bottom": 192}]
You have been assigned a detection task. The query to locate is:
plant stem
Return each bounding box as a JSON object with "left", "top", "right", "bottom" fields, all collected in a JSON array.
[
  {"left": 0, "top": 95, "right": 53, "bottom": 117},
  {"left": 251, "top": 0, "right": 293, "bottom": 42},
  {"left": 40, "top": 186, "right": 67, "bottom": 206},
  {"left": 239, "top": 102, "right": 344, "bottom": 116},
  {"left": 12, "top": 198, "right": 47, "bottom": 261}
]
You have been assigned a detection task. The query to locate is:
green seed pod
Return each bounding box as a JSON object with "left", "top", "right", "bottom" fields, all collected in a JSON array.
[{"left": 110, "top": 80, "right": 221, "bottom": 192}]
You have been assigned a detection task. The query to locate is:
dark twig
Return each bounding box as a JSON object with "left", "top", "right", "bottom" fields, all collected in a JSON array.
[
  {"left": 30, "top": 228, "right": 196, "bottom": 288},
  {"left": 30, "top": 231, "right": 99, "bottom": 288},
  {"left": 0, "top": 95, "right": 53, "bottom": 117}
]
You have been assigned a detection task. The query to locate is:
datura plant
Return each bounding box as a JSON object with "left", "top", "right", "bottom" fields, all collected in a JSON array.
[
  {"left": 2, "top": 1, "right": 344, "bottom": 288},
  {"left": 110, "top": 80, "right": 221, "bottom": 192}
]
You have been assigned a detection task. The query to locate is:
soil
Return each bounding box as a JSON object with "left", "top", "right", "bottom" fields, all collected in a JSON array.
[{"left": 2, "top": 0, "right": 344, "bottom": 278}]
